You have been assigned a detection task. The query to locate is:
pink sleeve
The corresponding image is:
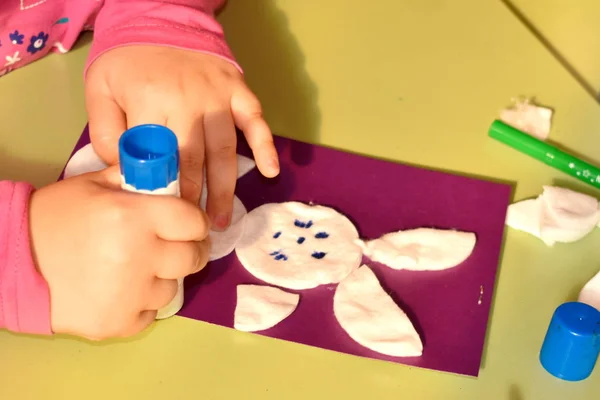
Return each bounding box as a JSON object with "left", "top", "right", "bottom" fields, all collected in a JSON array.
[
  {"left": 86, "top": 0, "right": 240, "bottom": 75},
  {"left": 0, "top": 181, "right": 52, "bottom": 335}
]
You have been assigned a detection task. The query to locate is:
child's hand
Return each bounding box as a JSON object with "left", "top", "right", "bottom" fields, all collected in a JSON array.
[
  {"left": 29, "top": 167, "right": 210, "bottom": 340},
  {"left": 85, "top": 45, "right": 280, "bottom": 230}
]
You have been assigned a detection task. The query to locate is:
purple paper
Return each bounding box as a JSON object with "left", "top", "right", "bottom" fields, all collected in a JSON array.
[{"left": 61, "top": 126, "right": 511, "bottom": 377}]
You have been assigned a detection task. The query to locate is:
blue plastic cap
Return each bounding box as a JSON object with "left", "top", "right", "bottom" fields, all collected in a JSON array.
[
  {"left": 118, "top": 124, "right": 179, "bottom": 191},
  {"left": 539, "top": 302, "right": 600, "bottom": 381}
]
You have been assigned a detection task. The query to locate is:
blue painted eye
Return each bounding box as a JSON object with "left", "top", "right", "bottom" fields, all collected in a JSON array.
[
  {"left": 311, "top": 251, "right": 326, "bottom": 259},
  {"left": 314, "top": 232, "right": 329, "bottom": 239},
  {"left": 297, "top": 237, "right": 306, "bottom": 244},
  {"left": 270, "top": 250, "right": 288, "bottom": 261},
  {"left": 294, "top": 220, "right": 313, "bottom": 229},
  {"left": 273, "top": 231, "right": 282, "bottom": 239}
]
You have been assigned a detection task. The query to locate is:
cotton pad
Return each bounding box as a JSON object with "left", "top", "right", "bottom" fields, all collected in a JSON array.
[
  {"left": 506, "top": 186, "right": 600, "bottom": 246},
  {"left": 236, "top": 155, "right": 256, "bottom": 179},
  {"left": 333, "top": 265, "right": 423, "bottom": 357},
  {"left": 63, "top": 143, "right": 108, "bottom": 178},
  {"left": 499, "top": 98, "right": 552, "bottom": 140},
  {"left": 234, "top": 284, "right": 300, "bottom": 332},
  {"left": 235, "top": 202, "right": 362, "bottom": 290},
  {"left": 578, "top": 270, "right": 600, "bottom": 311},
  {"left": 358, "top": 228, "right": 476, "bottom": 271},
  {"left": 200, "top": 188, "right": 247, "bottom": 261}
]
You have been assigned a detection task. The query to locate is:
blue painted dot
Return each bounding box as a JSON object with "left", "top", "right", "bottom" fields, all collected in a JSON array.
[
  {"left": 269, "top": 250, "right": 279, "bottom": 256},
  {"left": 273, "top": 231, "right": 282, "bottom": 239},
  {"left": 315, "top": 232, "right": 329, "bottom": 239},
  {"left": 297, "top": 237, "right": 306, "bottom": 244},
  {"left": 311, "top": 251, "right": 326, "bottom": 259},
  {"left": 305, "top": 221, "right": 313, "bottom": 229},
  {"left": 294, "top": 219, "right": 305, "bottom": 228},
  {"left": 275, "top": 254, "right": 287, "bottom": 261}
]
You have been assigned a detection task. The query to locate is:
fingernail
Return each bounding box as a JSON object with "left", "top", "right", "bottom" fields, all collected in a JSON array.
[
  {"left": 214, "top": 213, "right": 231, "bottom": 230},
  {"left": 269, "top": 157, "right": 279, "bottom": 171}
]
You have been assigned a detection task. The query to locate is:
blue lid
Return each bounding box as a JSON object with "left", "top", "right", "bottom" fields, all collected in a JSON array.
[
  {"left": 118, "top": 124, "right": 179, "bottom": 191},
  {"left": 539, "top": 302, "right": 600, "bottom": 381}
]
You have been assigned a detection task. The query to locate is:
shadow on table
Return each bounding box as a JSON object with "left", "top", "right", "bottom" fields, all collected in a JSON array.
[
  {"left": 509, "top": 384, "right": 524, "bottom": 400},
  {"left": 219, "top": 0, "right": 321, "bottom": 165}
]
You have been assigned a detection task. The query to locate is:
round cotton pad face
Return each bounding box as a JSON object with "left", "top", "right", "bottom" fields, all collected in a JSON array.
[
  {"left": 235, "top": 202, "right": 363, "bottom": 290},
  {"left": 200, "top": 189, "right": 247, "bottom": 261},
  {"left": 63, "top": 143, "right": 108, "bottom": 178}
]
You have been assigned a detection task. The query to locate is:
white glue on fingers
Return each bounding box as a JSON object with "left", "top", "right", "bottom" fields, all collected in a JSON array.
[{"left": 118, "top": 124, "right": 184, "bottom": 320}]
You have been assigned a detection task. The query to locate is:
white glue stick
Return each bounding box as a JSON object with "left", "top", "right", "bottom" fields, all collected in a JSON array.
[{"left": 118, "top": 124, "right": 183, "bottom": 319}]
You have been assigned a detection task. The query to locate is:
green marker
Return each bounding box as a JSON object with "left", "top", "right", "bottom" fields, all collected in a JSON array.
[{"left": 488, "top": 120, "right": 600, "bottom": 190}]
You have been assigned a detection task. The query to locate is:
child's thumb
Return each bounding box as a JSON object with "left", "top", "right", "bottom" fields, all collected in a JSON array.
[{"left": 95, "top": 165, "right": 123, "bottom": 188}]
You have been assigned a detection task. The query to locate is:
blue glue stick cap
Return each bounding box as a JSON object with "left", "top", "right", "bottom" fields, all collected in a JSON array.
[
  {"left": 539, "top": 301, "right": 600, "bottom": 381},
  {"left": 118, "top": 124, "right": 179, "bottom": 191}
]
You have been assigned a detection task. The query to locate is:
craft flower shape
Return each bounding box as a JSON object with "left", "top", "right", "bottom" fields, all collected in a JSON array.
[
  {"left": 10, "top": 30, "right": 25, "bottom": 45},
  {"left": 27, "top": 31, "right": 49, "bottom": 54}
]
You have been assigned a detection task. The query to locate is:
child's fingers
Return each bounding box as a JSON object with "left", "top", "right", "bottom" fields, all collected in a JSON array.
[
  {"left": 146, "top": 278, "right": 179, "bottom": 310},
  {"left": 143, "top": 195, "right": 210, "bottom": 242},
  {"left": 154, "top": 239, "right": 209, "bottom": 280},
  {"left": 85, "top": 93, "right": 127, "bottom": 165},
  {"left": 231, "top": 86, "right": 280, "bottom": 178},
  {"left": 204, "top": 109, "right": 237, "bottom": 230},
  {"left": 165, "top": 114, "right": 206, "bottom": 204},
  {"left": 124, "top": 310, "right": 157, "bottom": 337}
]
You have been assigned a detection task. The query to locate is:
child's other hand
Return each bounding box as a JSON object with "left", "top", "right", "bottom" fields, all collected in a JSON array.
[
  {"left": 85, "top": 46, "right": 280, "bottom": 231},
  {"left": 29, "top": 167, "right": 210, "bottom": 340}
]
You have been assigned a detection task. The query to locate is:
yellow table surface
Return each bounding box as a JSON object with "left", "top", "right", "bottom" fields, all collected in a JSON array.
[
  {"left": 1, "top": 1, "right": 599, "bottom": 399},
  {"left": 510, "top": 0, "right": 600, "bottom": 96}
]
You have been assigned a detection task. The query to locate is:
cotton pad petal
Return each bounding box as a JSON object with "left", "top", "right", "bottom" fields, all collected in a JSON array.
[
  {"left": 234, "top": 284, "right": 300, "bottom": 332},
  {"left": 333, "top": 265, "right": 422, "bottom": 357},
  {"left": 358, "top": 228, "right": 476, "bottom": 271}
]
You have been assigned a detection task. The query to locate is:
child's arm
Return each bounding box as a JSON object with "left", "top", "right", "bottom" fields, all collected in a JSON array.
[
  {"left": 86, "top": 0, "right": 240, "bottom": 76},
  {"left": 0, "top": 181, "right": 52, "bottom": 335}
]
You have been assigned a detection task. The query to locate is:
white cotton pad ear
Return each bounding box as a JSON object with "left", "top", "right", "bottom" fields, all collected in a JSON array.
[
  {"left": 237, "top": 154, "right": 256, "bottom": 179},
  {"left": 63, "top": 143, "right": 108, "bottom": 178},
  {"left": 199, "top": 187, "right": 247, "bottom": 261},
  {"left": 578, "top": 270, "right": 600, "bottom": 311},
  {"left": 235, "top": 202, "right": 362, "bottom": 290},
  {"left": 506, "top": 186, "right": 600, "bottom": 246},
  {"left": 234, "top": 284, "right": 300, "bottom": 332},
  {"left": 333, "top": 265, "right": 423, "bottom": 357},
  {"left": 358, "top": 228, "right": 476, "bottom": 271}
]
